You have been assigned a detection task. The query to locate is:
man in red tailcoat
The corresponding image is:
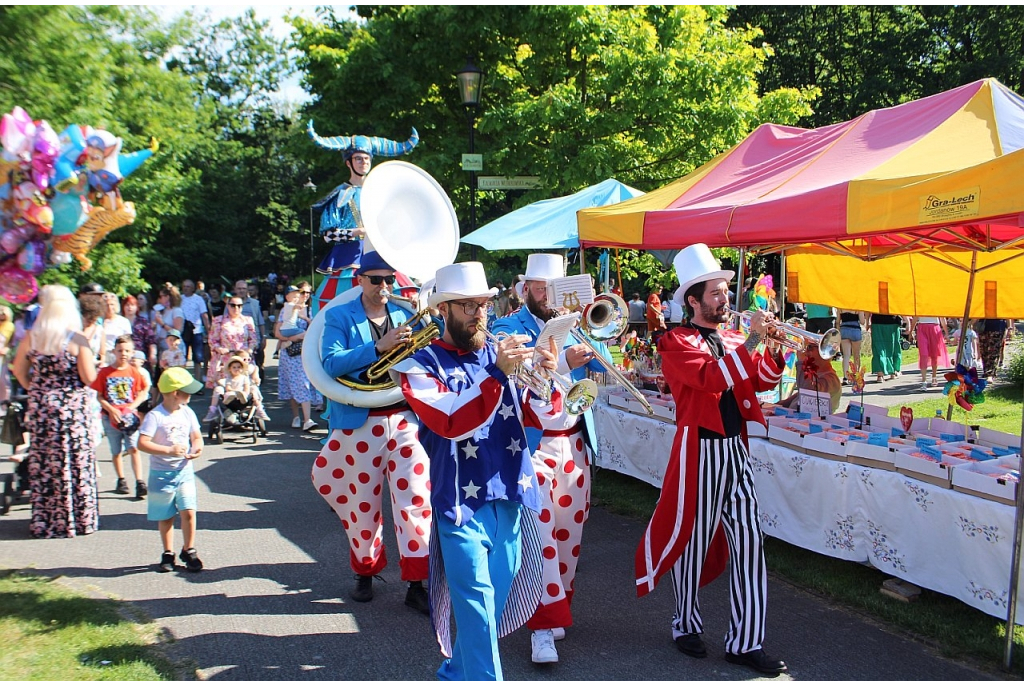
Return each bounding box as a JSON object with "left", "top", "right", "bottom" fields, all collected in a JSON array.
[{"left": 634, "top": 243, "right": 788, "bottom": 675}]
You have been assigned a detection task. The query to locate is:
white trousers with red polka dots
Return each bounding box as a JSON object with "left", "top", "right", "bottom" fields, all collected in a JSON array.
[
  {"left": 526, "top": 428, "right": 591, "bottom": 630},
  {"left": 311, "top": 411, "right": 431, "bottom": 581}
]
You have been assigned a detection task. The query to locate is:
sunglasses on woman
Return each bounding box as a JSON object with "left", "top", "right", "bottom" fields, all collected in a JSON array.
[
  {"left": 229, "top": 302, "right": 244, "bottom": 308},
  {"left": 363, "top": 274, "right": 396, "bottom": 286}
]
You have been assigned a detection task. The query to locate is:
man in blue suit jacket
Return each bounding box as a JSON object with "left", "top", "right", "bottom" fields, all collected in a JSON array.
[
  {"left": 490, "top": 253, "right": 612, "bottom": 665},
  {"left": 310, "top": 248, "right": 431, "bottom": 615}
]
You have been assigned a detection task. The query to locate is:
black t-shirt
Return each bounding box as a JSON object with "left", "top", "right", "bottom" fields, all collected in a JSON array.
[
  {"left": 688, "top": 323, "right": 743, "bottom": 440},
  {"left": 870, "top": 314, "right": 902, "bottom": 326}
]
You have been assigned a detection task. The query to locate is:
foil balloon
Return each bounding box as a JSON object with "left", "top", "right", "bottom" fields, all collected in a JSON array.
[
  {"left": 30, "top": 120, "right": 59, "bottom": 190},
  {"left": 0, "top": 262, "right": 38, "bottom": 304},
  {"left": 17, "top": 238, "right": 46, "bottom": 275},
  {"left": 0, "top": 223, "right": 32, "bottom": 254},
  {"left": 53, "top": 124, "right": 87, "bottom": 191},
  {"left": 49, "top": 186, "right": 89, "bottom": 236},
  {"left": 49, "top": 249, "right": 72, "bottom": 266},
  {"left": 0, "top": 106, "right": 34, "bottom": 159}
]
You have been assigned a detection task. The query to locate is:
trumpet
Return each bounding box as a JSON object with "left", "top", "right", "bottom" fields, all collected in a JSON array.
[
  {"left": 482, "top": 329, "right": 599, "bottom": 416},
  {"left": 736, "top": 310, "right": 841, "bottom": 359}
]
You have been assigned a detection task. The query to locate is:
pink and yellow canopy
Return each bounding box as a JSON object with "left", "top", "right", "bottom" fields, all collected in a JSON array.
[{"left": 578, "top": 78, "right": 1024, "bottom": 255}]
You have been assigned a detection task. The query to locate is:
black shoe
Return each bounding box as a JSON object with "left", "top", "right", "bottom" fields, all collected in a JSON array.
[
  {"left": 136, "top": 480, "right": 147, "bottom": 499},
  {"left": 158, "top": 551, "right": 176, "bottom": 573},
  {"left": 115, "top": 478, "right": 130, "bottom": 495},
  {"left": 179, "top": 547, "right": 204, "bottom": 572},
  {"left": 674, "top": 633, "right": 707, "bottom": 659},
  {"left": 725, "top": 648, "right": 788, "bottom": 675},
  {"left": 405, "top": 581, "right": 430, "bottom": 615},
  {"left": 350, "top": 574, "right": 373, "bottom": 602}
]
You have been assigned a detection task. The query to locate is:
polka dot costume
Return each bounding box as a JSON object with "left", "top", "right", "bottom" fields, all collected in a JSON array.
[
  {"left": 525, "top": 429, "right": 591, "bottom": 630},
  {"left": 311, "top": 411, "right": 431, "bottom": 580}
]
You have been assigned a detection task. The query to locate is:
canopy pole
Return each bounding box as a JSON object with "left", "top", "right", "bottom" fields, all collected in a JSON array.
[
  {"left": 947, "top": 251, "right": 977, "bottom": 422},
  {"left": 734, "top": 247, "right": 746, "bottom": 330},
  {"left": 1004, "top": 392, "right": 1024, "bottom": 671},
  {"left": 615, "top": 249, "right": 624, "bottom": 296},
  {"left": 580, "top": 246, "right": 586, "bottom": 275},
  {"left": 780, "top": 250, "right": 787, "bottom": 318}
]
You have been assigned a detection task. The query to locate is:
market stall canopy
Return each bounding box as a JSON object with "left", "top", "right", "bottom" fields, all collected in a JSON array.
[
  {"left": 463, "top": 178, "right": 643, "bottom": 250},
  {"left": 578, "top": 78, "right": 1024, "bottom": 255},
  {"left": 787, "top": 245, "right": 1024, "bottom": 317}
]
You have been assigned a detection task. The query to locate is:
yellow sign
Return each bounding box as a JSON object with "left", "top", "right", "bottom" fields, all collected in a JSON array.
[{"left": 918, "top": 187, "right": 980, "bottom": 225}]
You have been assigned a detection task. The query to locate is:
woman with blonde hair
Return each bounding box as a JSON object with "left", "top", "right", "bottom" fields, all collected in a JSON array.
[
  {"left": 0, "top": 305, "right": 13, "bottom": 408},
  {"left": 12, "top": 285, "right": 100, "bottom": 538}
]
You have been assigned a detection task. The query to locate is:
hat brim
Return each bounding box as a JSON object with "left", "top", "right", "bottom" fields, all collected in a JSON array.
[
  {"left": 428, "top": 288, "right": 499, "bottom": 308},
  {"left": 517, "top": 274, "right": 556, "bottom": 282},
  {"left": 177, "top": 378, "right": 204, "bottom": 394},
  {"left": 673, "top": 270, "right": 735, "bottom": 305}
]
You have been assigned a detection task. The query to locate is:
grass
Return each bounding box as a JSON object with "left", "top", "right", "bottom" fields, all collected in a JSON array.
[
  {"left": 0, "top": 570, "right": 177, "bottom": 680},
  {"left": 887, "top": 383, "right": 1023, "bottom": 436},
  {"left": 591, "top": 459, "right": 1024, "bottom": 675}
]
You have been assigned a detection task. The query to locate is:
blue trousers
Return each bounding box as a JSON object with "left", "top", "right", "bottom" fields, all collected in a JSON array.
[{"left": 436, "top": 500, "right": 522, "bottom": 681}]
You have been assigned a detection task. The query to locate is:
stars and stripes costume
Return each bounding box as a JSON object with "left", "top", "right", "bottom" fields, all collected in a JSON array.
[
  {"left": 635, "top": 323, "right": 782, "bottom": 655},
  {"left": 491, "top": 307, "right": 611, "bottom": 632},
  {"left": 397, "top": 338, "right": 575, "bottom": 681},
  {"left": 311, "top": 295, "right": 431, "bottom": 582}
]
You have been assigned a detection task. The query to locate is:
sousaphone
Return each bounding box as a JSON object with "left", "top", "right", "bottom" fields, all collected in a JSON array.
[{"left": 303, "top": 161, "right": 459, "bottom": 407}]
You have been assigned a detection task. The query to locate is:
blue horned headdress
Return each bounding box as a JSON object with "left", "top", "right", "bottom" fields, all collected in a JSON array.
[{"left": 307, "top": 120, "right": 419, "bottom": 161}]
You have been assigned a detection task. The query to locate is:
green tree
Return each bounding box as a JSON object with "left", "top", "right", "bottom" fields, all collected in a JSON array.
[{"left": 292, "top": 5, "right": 815, "bottom": 282}]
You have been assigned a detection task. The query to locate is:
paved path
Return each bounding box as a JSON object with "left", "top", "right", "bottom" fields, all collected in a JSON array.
[{"left": 0, "top": 349, "right": 1002, "bottom": 680}]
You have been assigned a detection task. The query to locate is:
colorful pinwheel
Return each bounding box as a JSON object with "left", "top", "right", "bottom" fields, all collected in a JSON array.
[{"left": 942, "top": 364, "right": 987, "bottom": 411}]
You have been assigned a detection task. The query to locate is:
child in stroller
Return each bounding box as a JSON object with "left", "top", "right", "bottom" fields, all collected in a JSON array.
[{"left": 205, "top": 356, "right": 267, "bottom": 443}]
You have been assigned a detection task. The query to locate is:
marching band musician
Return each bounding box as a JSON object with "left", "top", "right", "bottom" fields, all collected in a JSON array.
[
  {"left": 307, "top": 122, "right": 419, "bottom": 311},
  {"left": 634, "top": 244, "right": 788, "bottom": 675},
  {"left": 491, "top": 253, "right": 612, "bottom": 665},
  {"left": 310, "top": 244, "right": 432, "bottom": 615},
  {"left": 396, "top": 262, "right": 575, "bottom": 681}
]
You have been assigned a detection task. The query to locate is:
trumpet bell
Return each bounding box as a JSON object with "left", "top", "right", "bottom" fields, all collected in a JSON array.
[
  {"left": 817, "top": 328, "right": 842, "bottom": 360},
  {"left": 361, "top": 161, "right": 460, "bottom": 282},
  {"left": 582, "top": 293, "right": 629, "bottom": 341},
  {"left": 564, "top": 378, "right": 599, "bottom": 416}
]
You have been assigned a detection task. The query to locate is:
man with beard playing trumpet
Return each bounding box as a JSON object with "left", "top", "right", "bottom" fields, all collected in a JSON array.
[
  {"left": 311, "top": 244, "right": 431, "bottom": 614},
  {"left": 635, "top": 244, "right": 788, "bottom": 675},
  {"left": 396, "top": 262, "right": 576, "bottom": 681},
  {"left": 491, "top": 253, "right": 611, "bottom": 664}
]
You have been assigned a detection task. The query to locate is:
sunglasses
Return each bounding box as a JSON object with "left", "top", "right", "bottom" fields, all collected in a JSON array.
[
  {"left": 229, "top": 303, "right": 244, "bottom": 308},
  {"left": 300, "top": 290, "right": 312, "bottom": 295},
  {"left": 363, "top": 274, "right": 396, "bottom": 286}
]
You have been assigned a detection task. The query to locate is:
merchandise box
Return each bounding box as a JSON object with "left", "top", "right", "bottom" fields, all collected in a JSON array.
[
  {"left": 767, "top": 424, "right": 805, "bottom": 452},
  {"left": 844, "top": 401, "right": 889, "bottom": 420},
  {"left": 977, "top": 427, "right": 1022, "bottom": 451},
  {"left": 846, "top": 440, "right": 898, "bottom": 471},
  {"left": 747, "top": 420, "right": 768, "bottom": 440},
  {"left": 928, "top": 417, "right": 977, "bottom": 442},
  {"left": 802, "top": 431, "right": 849, "bottom": 462},
  {"left": 952, "top": 457, "right": 1020, "bottom": 505},
  {"left": 894, "top": 448, "right": 967, "bottom": 489},
  {"left": 863, "top": 414, "right": 931, "bottom": 435}
]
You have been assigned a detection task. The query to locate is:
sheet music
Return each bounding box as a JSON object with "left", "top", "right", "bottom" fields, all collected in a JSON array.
[
  {"left": 534, "top": 312, "right": 580, "bottom": 361},
  {"left": 546, "top": 275, "right": 595, "bottom": 312}
]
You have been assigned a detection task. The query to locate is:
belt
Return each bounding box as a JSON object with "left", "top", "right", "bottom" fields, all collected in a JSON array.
[
  {"left": 542, "top": 424, "right": 585, "bottom": 438},
  {"left": 368, "top": 404, "right": 410, "bottom": 417}
]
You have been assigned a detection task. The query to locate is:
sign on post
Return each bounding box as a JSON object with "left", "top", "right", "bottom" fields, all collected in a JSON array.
[
  {"left": 478, "top": 176, "right": 542, "bottom": 190},
  {"left": 461, "top": 154, "right": 483, "bottom": 171}
]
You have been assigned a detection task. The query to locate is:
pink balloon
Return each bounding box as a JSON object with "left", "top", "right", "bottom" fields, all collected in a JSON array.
[
  {"left": 0, "top": 263, "right": 38, "bottom": 304},
  {"left": 0, "top": 224, "right": 32, "bottom": 254}
]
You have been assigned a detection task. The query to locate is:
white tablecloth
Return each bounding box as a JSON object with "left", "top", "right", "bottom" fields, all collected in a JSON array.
[{"left": 592, "top": 401, "right": 1024, "bottom": 622}]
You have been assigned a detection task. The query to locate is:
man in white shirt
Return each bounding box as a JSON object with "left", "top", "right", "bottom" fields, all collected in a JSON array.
[
  {"left": 180, "top": 280, "right": 211, "bottom": 381},
  {"left": 667, "top": 297, "right": 684, "bottom": 329}
]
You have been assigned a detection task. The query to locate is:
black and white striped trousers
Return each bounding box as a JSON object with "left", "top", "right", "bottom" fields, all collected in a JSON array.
[{"left": 668, "top": 435, "right": 767, "bottom": 655}]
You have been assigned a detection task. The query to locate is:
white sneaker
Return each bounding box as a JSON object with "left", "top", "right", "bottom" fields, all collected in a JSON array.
[
  {"left": 551, "top": 627, "right": 565, "bottom": 641},
  {"left": 303, "top": 419, "right": 319, "bottom": 432},
  {"left": 291, "top": 417, "right": 301, "bottom": 429},
  {"left": 531, "top": 629, "right": 558, "bottom": 663}
]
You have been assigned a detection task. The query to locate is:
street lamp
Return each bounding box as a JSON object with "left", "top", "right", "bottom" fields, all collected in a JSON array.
[
  {"left": 456, "top": 58, "right": 484, "bottom": 261},
  {"left": 304, "top": 177, "right": 317, "bottom": 286}
]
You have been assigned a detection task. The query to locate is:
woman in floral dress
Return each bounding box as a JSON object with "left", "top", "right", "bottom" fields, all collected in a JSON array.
[
  {"left": 274, "top": 282, "right": 321, "bottom": 430},
  {"left": 11, "top": 285, "right": 99, "bottom": 538},
  {"left": 207, "top": 295, "right": 258, "bottom": 389}
]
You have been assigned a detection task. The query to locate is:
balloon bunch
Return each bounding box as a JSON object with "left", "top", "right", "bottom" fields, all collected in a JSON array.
[
  {"left": 942, "top": 363, "right": 987, "bottom": 411},
  {"left": 0, "top": 106, "right": 156, "bottom": 303},
  {"left": 752, "top": 274, "right": 776, "bottom": 311}
]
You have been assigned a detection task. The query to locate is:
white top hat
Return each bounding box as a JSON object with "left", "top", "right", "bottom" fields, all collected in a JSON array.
[
  {"left": 518, "top": 253, "right": 565, "bottom": 282},
  {"left": 672, "top": 243, "right": 735, "bottom": 304},
  {"left": 428, "top": 262, "right": 498, "bottom": 308}
]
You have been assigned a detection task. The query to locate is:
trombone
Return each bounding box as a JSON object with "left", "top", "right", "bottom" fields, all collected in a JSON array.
[
  {"left": 735, "top": 309, "right": 841, "bottom": 359},
  {"left": 483, "top": 329, "right": 599, "bottom": 416}
]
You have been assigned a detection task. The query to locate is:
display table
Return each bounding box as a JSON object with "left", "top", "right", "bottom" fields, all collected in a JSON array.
[{"left": 592, "top": 401, "right": 1024, "bottom": 622}]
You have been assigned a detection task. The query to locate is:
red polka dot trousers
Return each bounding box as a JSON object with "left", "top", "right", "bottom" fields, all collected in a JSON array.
[
  {"left": 525, "top": 431, "right": 591, "bottom": 630},
  {"left": 311, "top": 411, "right": 431, "bottom": 580}
]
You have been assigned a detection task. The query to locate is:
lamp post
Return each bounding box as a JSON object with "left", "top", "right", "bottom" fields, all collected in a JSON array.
[
  {"left": 304, "top": 177, "right": 317, "bottom": 287},
  {"left": 456, "top": 58, "right": 484, "bottom": 261}
]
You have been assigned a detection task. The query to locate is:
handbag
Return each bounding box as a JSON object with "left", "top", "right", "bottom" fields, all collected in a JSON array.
[
  {"left": 286, "top": 341, "right": 303, "bottom": 357},
  {"left": 1, "top": 402, "right": 25, "bottom": 446}
]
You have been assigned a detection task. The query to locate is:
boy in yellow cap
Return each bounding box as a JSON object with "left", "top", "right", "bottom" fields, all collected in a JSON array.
[{"left": 138, "top": 367, "right": 205, "bottom": 573}]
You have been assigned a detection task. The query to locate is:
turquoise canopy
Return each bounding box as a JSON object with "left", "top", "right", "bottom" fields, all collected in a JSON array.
[{"left": 461, "top": 178, "right": 643, "bottom": 250}]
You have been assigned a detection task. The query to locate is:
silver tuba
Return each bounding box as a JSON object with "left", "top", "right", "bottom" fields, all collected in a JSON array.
[{"left": 303, "top": 161, "right": 460, "bottom": 408}]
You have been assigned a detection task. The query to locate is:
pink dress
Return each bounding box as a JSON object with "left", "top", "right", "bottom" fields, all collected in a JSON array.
[{"left": 206, "top": 314, "right": 257, "bottom": 388}]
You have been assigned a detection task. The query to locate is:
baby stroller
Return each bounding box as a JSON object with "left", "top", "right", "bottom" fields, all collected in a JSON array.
[
  {"left": 900, "top": 327, "right": 913, "bottom": 351},
  {"left": 206, "top": 392, "right": 267, "bottom": 445},
  {"left": 1, "top": 394, "right": 30, "bottom": 515}
]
